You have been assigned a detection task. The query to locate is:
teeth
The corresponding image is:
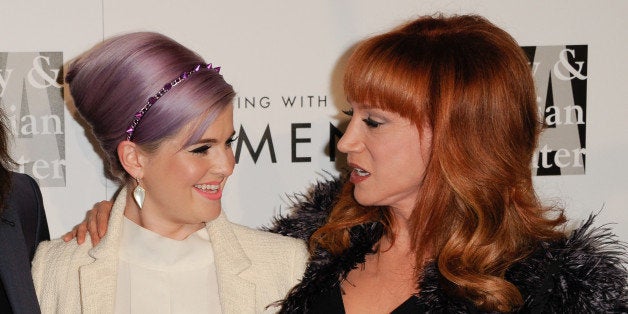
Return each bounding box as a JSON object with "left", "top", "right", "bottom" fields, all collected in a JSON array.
[
  {"left": 195, "top": 184, "right": 220, "bottom": 192},
  {"left": 354, "top": 168, "right": 370, "bottom": 176}
]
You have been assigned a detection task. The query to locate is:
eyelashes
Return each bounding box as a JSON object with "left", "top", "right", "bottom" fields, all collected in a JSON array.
[
  {"left": 342, "top": 108, "right": 382, "bottom": 128},
  {"left": 189, "top": 136, "right": 238, "bottom": 154},
  {"left": 226, "top": 136, "right": 238, "bottom": 147},
  {"left": 362, "top": 117, "right": 382, "bottom": 128},
  {"left": 189, "top": 145, "right": 211, "bottom": 154}
]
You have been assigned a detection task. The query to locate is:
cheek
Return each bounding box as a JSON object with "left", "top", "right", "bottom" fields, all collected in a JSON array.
[
  {"left": 404, "top": 149, "right": 429, "bottom": 187},
  {"left": 384, "top": 138, "right": 426, "bottom": 179},
  {"left": 169, "top": 159, "right": 207, "bottom": 182},
  {"left": 226, "top": 151, "right": 236, "bottom": 172}
]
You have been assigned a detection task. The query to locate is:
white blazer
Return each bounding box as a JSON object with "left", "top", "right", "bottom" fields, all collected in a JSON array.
[{"left": 32, "top": 189, "right": 308, "bottom": 314}]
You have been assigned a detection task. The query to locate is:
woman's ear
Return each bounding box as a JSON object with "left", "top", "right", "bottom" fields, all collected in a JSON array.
[{"left": 117, "top": 141, "right": 145, "bottom": 179}]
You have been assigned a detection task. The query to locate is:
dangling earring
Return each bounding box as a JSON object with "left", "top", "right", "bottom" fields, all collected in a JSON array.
[{"left": 133, "top": 177, "right": 145, "bottom": 209}]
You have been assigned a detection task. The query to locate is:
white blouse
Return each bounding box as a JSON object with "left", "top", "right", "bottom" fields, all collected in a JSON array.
[{"left": 114, "top": 217, "right": 222, "bottom": 313}]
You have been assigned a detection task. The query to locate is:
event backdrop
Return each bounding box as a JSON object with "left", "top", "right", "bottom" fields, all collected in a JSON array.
[{"left": 1, "top": 1, "right": 626, "bottom": 242}]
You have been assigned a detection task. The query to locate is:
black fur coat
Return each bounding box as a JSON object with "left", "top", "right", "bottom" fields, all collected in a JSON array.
[{"left": 267, "top": 177, "right": 628, "bottom": 313}]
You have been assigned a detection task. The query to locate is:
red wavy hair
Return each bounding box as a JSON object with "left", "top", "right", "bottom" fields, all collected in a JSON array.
[{"left": 311, "top": 14, "right": 566, "bottom": 312}]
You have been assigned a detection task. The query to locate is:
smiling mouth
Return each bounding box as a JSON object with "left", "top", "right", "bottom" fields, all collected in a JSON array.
[{"left": 194, "top": 184, "right": 220, "bottom": 192}]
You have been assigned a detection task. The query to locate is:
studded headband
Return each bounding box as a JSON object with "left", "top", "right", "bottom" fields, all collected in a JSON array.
[{"left": 125, "top": 63, "right": 221, "bottom": 141}]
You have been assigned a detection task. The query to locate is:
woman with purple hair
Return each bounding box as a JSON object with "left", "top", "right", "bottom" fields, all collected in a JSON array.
[{"left": 31, "top": 32, "right": 307, "bottom": 313}]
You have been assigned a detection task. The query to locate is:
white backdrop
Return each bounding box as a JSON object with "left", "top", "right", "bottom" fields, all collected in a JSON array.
[{"left": 1, "top": 0, "right": 626, "bottom": 243}]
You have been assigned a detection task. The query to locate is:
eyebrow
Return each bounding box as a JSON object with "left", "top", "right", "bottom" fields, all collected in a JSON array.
[{"left": 193, "top": 130, "right": 236, "bottom": 145}]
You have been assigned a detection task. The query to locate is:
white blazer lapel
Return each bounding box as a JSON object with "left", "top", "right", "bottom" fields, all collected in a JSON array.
[
  {"left": 206, "top": 213, "right": 257, "bottom": 314},
  {"left": 78, "top": 189, "right": 128, "bottom": 314},
  {"left": 78, "top": 257, "right": 117, "bottom": 313}
]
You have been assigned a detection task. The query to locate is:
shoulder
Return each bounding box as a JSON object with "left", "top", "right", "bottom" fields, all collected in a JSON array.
[
  {"left": 230, "top": 222, "right": 307, "bottom": 257},
  {"left": 6, "top": 172, "right": 42, "bottom": 204},
  {"left": 32, "top": 237, "right": 97, "bottom": 312},
  {"left": 221, "top": 220, "right": 308, "bottom": 296},
  {"left": 8, "top": 172, "right": 42, "bottom": 199},
  {"left": 32, "top": 237, "right": 93, "bottom": 293},
  {"left": 5, "top": 172, "right": 44, "bottom": 218},
  {"left": 4, "top": 172, "right": 49, "bottom": 254},
  {"left": 509, "top": 215, "right": 627, "bottom": 312},
  {"left": 10, "top": 172, "right": 34, "bottom": 185},
  {"left": 227, "top": 221, "right": 308, "bottom": 279},
  {"left": 33, "top": 238, "right": 93, "bottom": 270}
]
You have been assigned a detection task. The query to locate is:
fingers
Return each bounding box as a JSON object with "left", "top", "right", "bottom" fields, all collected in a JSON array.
[
  {"left": 76, "top": 218, "right": 88, "bottom": 245},
  {"left": 61, "top": 200, "right": 113, "bottom": 246},
  {"left": 62, "top": 226, "right": 78, "bottom": 242},
  {"left": 62, "top": 224, "right": 86, "bottom": 245},
  {"left": 76, "top": 208, "right": 98, "bottom": 246},
  {"left": 73, "top": 208, "right": 93, "bottom": 245},
  {"left": 95, "top": 201, "right": 112, "bottom": 238}
]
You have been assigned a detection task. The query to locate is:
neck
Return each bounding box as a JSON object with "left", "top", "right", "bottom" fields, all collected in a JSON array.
[
  {"left": 386, "top": 207, "right": 413, "bottom": 248},
  {"left": 123, "top": 186, "right": 205, "bottom": 240},
  {"left": 381, "top": 205, "right": 437, "bottom": 269}
]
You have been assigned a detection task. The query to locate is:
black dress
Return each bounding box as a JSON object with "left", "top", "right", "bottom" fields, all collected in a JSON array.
[
  {"left": 307, "top": 285, "right": 424, "bottom": 314},
  {"left": 269, "top": 177, "right": 628, "bottom": 313}
]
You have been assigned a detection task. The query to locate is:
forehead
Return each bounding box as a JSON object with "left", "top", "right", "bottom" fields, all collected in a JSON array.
[
  {"left": 158, "top": 106, "right": 234, "bottom": 150},
  {"left": 348, "top": 95, "right": 401, "bottom": 111},
  {"left": 349, "top": 100, "right": 377, "bottom": 110},
  {"left": 188, "top": 106, "right": 233, "bottom": 138},
  {"left": 350, "top": 101, "right": 396, "bottom": 115}
]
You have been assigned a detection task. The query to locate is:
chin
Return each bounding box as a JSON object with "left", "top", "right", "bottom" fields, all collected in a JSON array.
[
  {"left": 194, "top": 207, "right": 221, "bottom": 222},
  {"left": 204, "top": 211, "right": 221, "bottom": 222},
  {"left": 353, "top": 193, "right": 377, "bottom": 207}
]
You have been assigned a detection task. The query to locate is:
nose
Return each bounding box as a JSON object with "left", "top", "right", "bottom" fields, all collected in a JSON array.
[
  {"left": 337, "top": 118, "right": 362, "bottom": 154},
  {"left": 213, "top": 146, "right": 235, "bottom": 177}
]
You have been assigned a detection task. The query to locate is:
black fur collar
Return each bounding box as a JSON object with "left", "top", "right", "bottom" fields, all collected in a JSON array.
[{"left": 267, "top": 177, "right": 627, "bottom": 313}]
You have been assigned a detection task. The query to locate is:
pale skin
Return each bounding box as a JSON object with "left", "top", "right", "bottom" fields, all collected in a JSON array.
[
  {"left": 337, "top": 103, "right": 432, "bottom": 313},
  {"left": 65, "top": 103, "right": 432, "bottom": 313},
  {"left": 341, "top": 214, "right": 418, "bottom": 314},
  {"left": 120, "top": 106, "right": 235, "bottom": 240},
  {"left": 64, "top": 105, "right": 236, "bottom": 244}
]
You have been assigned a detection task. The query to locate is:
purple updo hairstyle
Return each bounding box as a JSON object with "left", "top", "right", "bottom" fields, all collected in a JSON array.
[{"left": 65, "top": 32, "right": 235, "bottom": 182}]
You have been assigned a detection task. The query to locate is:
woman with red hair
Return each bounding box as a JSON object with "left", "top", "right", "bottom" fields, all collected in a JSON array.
[{"left": 272, "top": 14, "right": 626, "bottom": 313}]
